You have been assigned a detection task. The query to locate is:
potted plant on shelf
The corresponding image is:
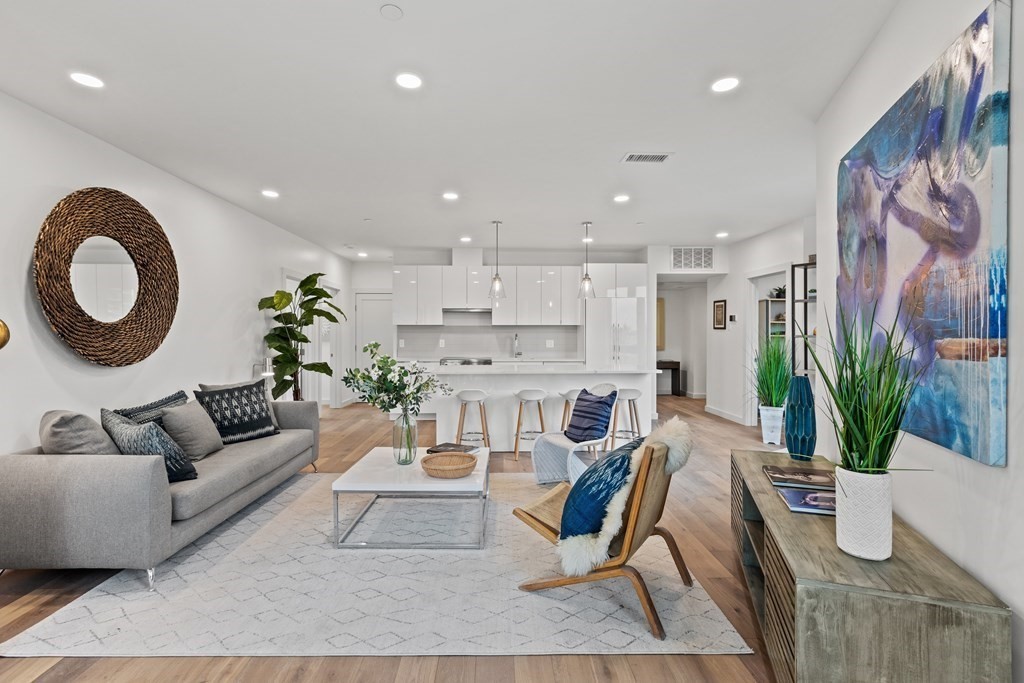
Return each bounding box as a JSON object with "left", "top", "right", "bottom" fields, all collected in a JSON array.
[
  {"left": 343, "top": 342, "right": 452, "bottom": 465},
  {"left": 258, "top": 273, "right": 346, "bottom": 401},
  {"left": 753, "top": 335, "right": 790, "bottom": 445},
  {"left": 806, "top": 303, "right": 919, "bottom": 561}
]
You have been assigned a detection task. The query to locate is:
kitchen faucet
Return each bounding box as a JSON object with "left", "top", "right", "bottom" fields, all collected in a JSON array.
[{"left": 514, "top": 333, "right": 522, "bottom": 358}]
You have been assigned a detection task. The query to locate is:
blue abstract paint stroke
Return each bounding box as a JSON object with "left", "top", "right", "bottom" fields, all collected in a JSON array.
[{"left": 989, "top": 247, "right": 1008, "bottom": 338}]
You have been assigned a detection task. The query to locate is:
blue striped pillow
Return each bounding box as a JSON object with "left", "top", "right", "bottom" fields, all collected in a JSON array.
[{"left": 564, "top": 389, "right": 617, "bottom": 443}]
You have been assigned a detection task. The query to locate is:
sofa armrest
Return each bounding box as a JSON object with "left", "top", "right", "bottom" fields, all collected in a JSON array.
[
  {"left": 0, "top": 453, "right": 171, "bottom": 570},
  {"left": 272, "top": 401, "right": 320, "bottom": 462}
]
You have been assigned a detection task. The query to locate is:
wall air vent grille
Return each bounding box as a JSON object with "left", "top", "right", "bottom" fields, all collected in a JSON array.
[
  {"left": 672, "top": 246, "right": 714, "bottom": 271},
  {"left": 621, "top": 153, "right": 672, "bottom": 163}
]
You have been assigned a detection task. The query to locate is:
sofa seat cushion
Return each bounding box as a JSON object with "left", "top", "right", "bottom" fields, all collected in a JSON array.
[{"left": 169, "top": 429, "right": 313, "bottom": 521}]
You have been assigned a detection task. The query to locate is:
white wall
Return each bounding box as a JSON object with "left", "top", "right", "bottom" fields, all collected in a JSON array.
[
  {"left": 656, "top": 286, "right": 707, "bottom": 397},
  {"left": 352, "top": 261, "right": 394, "bottom": 292},
  {"left": 704, "top": 218, "right": 809, "bottom": 424},
  {"left": 816, "top": 0, "right": 1022, "bottom": 671},
  {"left": 0, "top": 92, "right": 354, "bottom": 449}
]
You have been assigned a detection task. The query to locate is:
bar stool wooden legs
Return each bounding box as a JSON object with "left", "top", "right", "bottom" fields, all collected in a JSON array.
[
  {"left": 610, "top": 388, "right": 644, "bottom": 450},
  {"left": 514, "top": 389, "right": 548, "bottom": 460},
  {"left": 455, "top": 390, "right": 490, "bottom": 448},
  {"left": 559, "top": 389, "right": 582, "bottom": 430}
]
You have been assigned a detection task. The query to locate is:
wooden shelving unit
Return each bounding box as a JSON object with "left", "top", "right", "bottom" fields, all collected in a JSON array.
[
  {"left": 757, "top": 298, "right": 787, "bottom": 343},
  {"left": 731, "top": 450, "right": 1011, "bottom": 683}
]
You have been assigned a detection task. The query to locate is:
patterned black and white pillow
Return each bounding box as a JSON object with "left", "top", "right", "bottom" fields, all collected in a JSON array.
[
  {"left": 100, "top": 409, "right": 198, "bottom": 483},
  {"left": 194, "top": 379, "right": 278, "bottom": 445},
  {"left": 113, "top": 390, "right": 188, "bottom": 428}
]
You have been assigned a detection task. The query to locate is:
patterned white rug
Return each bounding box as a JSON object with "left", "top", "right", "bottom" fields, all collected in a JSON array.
[{"left": 0, "top": 474, "right": 751, "bottom": 657}]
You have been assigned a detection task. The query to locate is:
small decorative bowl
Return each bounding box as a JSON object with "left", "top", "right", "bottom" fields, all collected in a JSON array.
[{"left": 421, "top": 452, "right": 477, "bottom": 479}]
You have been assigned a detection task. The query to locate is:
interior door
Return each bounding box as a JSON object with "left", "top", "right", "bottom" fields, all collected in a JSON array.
[{"left": 356, "top": 293, "right": 395, "bottom": 369}]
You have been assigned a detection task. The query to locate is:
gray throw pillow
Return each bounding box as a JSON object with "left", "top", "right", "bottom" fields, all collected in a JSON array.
[
  {"left": 39, "top": 410, "right": 119, "bottom": 454},
  {"left": 100, "top": 409, "right": 198, "bottom": 483},
  {"left": 161, "top": 401, "right": 224, "bottom": 461},
  {"left": 198, "top": 378, "right": 279, "bottom": 428}
]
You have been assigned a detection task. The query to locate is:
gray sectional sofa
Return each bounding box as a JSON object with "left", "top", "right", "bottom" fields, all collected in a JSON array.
[{"left": 0, "top": 401, "right": 319, "bottom": 587}]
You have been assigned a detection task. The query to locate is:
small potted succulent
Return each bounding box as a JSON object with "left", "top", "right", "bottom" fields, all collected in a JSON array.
[
  {"left": 753, "top": 336, "right": 790, "bottom": 445},
  {"left": 806, "top": 303, "right": 919, "bottom": 561}
]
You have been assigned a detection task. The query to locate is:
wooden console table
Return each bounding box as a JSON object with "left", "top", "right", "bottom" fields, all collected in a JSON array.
[
  {"left": 730, "top": 450, "right": 1010, "bottom": 683},
  {"left": 656, "top": 360, "right": 685, "bottom": 397}
]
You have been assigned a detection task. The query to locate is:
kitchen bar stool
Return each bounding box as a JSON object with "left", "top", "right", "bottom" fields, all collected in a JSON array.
[
  {"left": 610, "top": 388, "right": 643, "bottom": 450},
  {"left": 559, "top": 389, "right": 582, "bottom": 430},
  {"left": 455, "top": 390, "right": 490, "bottom": 448},
  {"left": 514, "top": 389, "right": 548, "bottom": 460}
]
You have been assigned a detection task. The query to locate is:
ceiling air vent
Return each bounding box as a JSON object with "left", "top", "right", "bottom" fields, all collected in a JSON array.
[
  {"left": 621, "top": 153, "right": 672, "bottom": 163},
  {"left": 672, "top": 246, "right": 715, "bottom": 271}
]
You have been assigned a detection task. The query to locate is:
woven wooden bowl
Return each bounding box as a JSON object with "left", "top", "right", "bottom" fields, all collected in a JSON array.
[{"left": 421, "top": 452, "right": 477, "bottom": 479}]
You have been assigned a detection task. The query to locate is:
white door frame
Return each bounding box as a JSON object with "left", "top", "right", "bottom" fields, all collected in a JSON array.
[
  {"left": 744, "top": 262, "right": 792, "bottom": 427},
  {"left": 281, "top": 269, "right": 345, "bottom": 407}
]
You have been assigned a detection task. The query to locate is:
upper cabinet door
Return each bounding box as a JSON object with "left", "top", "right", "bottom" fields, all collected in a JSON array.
[
  {"left": 613, "top": 296, "right": 647, "bottom": 371},
  {"left": 615, "top": 263, "right": 649, "bottom": 298},
  {"left": 490, "top": 266, "right": 517, "bottom": 325},
  {"left": 584, "top": 297, "right": 615, "bottom": 371},
  {"left": 442, "top": 266, "right": 467, "bottom": 309},
  {"left": 392, "top": 267, "right": 418, "bottom": 325},
  {"left": 540, "top": 267, "right": 562, "bottom": 325},
  {"left": 466, "top": 266, "right": 493, "bottom": 310},
  {"left": 416, "top": 266, "right": 443, "bottom": 325},
  {"left": 516, "top": 266, "right": 543, "bottom": 325},
  {"left": 587, "top": 263, "right": 617, "bottom": 298},
  {"left": 560, "top": 266, "right": 582, "bottom": 325}
]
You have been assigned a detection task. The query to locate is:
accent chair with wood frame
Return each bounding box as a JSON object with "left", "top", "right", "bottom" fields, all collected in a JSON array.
[{"left": 513, "top": 443, "right": 693, "bottom": 639}]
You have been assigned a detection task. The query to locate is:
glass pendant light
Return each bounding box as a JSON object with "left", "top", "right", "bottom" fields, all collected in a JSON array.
[
  {"left": 488, "top": 220, "right": 506, "bottom": 299},
  {"left": 578, "top": 221, "right": 595, "bottom": 299}
]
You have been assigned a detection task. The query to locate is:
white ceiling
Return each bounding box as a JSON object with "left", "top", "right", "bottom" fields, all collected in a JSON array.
[{"left": 0, "top": 1, "right": 897, "bottom": 259}]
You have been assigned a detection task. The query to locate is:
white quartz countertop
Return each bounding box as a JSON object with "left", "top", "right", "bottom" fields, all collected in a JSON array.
[{"left": 433, "top": 364, "right": 647, "bottom": 375}]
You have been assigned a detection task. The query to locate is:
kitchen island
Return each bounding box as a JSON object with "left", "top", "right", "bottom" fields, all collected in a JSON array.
[{"left": 419, "top": 361, "right": 653, "bottom": 453}]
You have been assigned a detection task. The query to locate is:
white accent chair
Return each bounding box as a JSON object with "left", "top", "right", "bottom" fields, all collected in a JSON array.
[{"left": 531, "top": 383, "right": 617, "bottom": 485}]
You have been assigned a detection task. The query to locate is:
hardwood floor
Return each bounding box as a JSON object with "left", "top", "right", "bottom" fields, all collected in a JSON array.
[{"left": 0, "top": 397, "right": 772, "bottom": 683}]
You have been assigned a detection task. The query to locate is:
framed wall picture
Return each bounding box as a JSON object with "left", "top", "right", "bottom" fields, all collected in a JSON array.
[{"left": 713, "top": 300, "right": 727, "bottom": 330}]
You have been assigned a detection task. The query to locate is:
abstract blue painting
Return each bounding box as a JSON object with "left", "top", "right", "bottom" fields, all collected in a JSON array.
[{"left": 837, "top": 2, "right": 1009, "bottom": 467}]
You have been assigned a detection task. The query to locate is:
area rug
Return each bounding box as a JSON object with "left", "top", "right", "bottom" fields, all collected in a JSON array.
[{"left": 0, "top": 474, "right": 751, "bottom": 657}]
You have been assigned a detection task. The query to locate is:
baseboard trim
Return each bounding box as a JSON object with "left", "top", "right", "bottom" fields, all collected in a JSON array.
[
  {"left": 686, "top": 391, "right": 706, "bottom": 399},
  {"left": 704, "top": 404, "right": 745, "bottom": 424}
]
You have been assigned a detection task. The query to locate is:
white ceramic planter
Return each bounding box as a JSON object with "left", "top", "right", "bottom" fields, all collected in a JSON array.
[
  {"left": 759, "top": 406, "right": 784, "bottom": 445},
  {"left": 835, "top": 467, "right": 892, "bottom": 561}
]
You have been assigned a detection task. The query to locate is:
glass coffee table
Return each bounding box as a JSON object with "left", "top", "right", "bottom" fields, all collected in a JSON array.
[{"left": 332, "top": 447, "right": 490, "bottom": 549}]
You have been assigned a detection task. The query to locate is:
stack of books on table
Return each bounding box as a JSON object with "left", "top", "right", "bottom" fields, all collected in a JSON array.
[
  {"left": 426, "top": 443, "right": 481, "bottom": 454},
  {"left": 763, "top": 465, "right": 837, "bottom": 516}
]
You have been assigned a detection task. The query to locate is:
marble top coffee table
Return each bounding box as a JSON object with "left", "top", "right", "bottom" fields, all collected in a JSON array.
[{"left": 332, "top": 447, "right": 490, "bottom": 549}]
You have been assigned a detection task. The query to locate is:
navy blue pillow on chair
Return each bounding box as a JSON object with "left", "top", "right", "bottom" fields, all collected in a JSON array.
[
  {"left": 564, "top": 388, "right": 617, "bottom": 443},
  {"left": 560, "top": 436, "right": 645, "bottom": 540}
]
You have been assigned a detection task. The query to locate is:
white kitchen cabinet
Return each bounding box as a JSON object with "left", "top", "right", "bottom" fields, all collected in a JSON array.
[
  {"left": 442, "top": 266, "right": 467, "bottom": 309},
  {"left": 466, "top": 267, "right": 492, "bottom": 310},
  {"left": 392, "top": 267, "right": 418, "bottom": 325},
  {"left": 615, "top": 263, "right": 649, "bottom": 298},
  {"left": 587, "top": 263, "right": 617, "bottom": 298},
  {"left": 490, "top": 267, "right": 517, "bottom": 325},
  {"left": 541, "top": 267, "right": 562, "bottom": 325},
  {"left": 416, "top": 265, "right": 443, "bottom": 325},
  {"left": 560, "top": 266, "right": 582, "bottom": 325},
  {"left": 516, "top": 266, "right": 543, "bottom": 325},
  {"left": 585, "top": 296, "right": 646, "bottom": 371}
]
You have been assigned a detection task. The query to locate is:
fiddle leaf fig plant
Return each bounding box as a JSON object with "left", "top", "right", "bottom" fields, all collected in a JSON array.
[{"left": 258, "top": 273, "right": 346, "bottom": 401}]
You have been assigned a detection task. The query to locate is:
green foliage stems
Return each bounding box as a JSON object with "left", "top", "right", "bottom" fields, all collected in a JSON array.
[{"left": 754, "top": 336, "right": 790, "bottom": 408}]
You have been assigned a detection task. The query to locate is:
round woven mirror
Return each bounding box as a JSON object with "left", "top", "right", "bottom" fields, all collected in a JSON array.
[{"left": 33, "top": 187, "right": 179, "bottom": 366}]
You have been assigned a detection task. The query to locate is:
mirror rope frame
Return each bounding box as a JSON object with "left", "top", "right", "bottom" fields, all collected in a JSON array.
[{"left": 33, "top": 187, "right": 179, "bottom": 366}]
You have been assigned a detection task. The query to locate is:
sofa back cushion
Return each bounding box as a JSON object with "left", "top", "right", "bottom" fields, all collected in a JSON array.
[
  {"left": 161, "top": 401, "right": 224, "bottom": 461},
  {"left": 194, "top": 379, "right": 278, "bottom": 445},
  {"left": 39, "top": 410, "right": 118, "bottom": 454},
  {"left": 564, "top": 389, "right": 617, "bottom": 443}
]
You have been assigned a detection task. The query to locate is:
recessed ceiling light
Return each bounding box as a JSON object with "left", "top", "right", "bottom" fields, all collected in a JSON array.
[
  {"left": 396, "top": 73, "right": 422, "bottom": 89},
  {"left": 636, "top": 221, "right": 646, "bottom": 225},
  {"left": 363, "top": 218, "right": 373, "bottom": 222},
  {"left": 261, "top": 189, "right": 280, "bottom": 198},
  {"left": 442, "top": 191, "right": 459, "bottom": 200},
  {"left": 582, "top": 237, "right": 594, "bottom": 243},
  {"left": 711, "top": 77, "right": 740, "bottom": 93},
  {"left": 613, "top": 194, "right": 630, "bottom": 203},
  {"left": 70, "top": 72, "right": 104, "bottom": 88},
  {"left": 380, "top": 4, "right": 404, "bottom": 21},
  {"left": 460, "top": 236, "right": 472, "bottom": 242},
  {"left": 394, "top": 269, "right": 401, "bottom": 273},
  {"left": 716, "top": 232, "right": 730, "bottom": 238},
  {"left": 357, "top": 252, "right": 368, "bottom": 258}
]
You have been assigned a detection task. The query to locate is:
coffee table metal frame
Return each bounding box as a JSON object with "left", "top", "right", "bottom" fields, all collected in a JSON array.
[{"left": 332, "top": 449, "right": 490, "bottom": 550}]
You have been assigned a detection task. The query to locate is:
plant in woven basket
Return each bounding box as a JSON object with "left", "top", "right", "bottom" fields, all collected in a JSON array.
[{"left": 258, "top": 273, "right": 346, "bottom": 401}]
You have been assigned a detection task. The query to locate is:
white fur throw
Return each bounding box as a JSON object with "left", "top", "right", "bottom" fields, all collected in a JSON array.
[{"left": 556, "top": 417, "right": 693, "bottom": 576}]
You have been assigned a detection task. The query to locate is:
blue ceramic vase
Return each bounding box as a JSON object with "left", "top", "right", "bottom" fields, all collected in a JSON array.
[{"left": 785, "top": 375, "right": 815, "bottom": 461}]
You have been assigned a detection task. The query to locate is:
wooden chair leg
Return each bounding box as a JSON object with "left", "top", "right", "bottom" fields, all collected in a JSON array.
[
  {"left": 456, "top": 403, "right": 467, "bottom": 444},
  {"left": 561, "top": 401, "right": 569, "bottom": 430},
  {"left": 629, "top": 399, "right": 641, "bottom": 439},
  {"left": 609, "top": 405, "right": 619, "bottom": 450},
  {"left": 653, "top": 526, "right": 693, "bottom": 586},
  {"left": 537, "top": 401, "right": 546, "bottom": 433},
  {"left": 514, "top": 401, "right": 525, "bottom": 461},
  {"left": 479, "top": 403, "right": 490, "bottom": 448},
  {"left": 620, "top": 566, "right": 665, "bottom": 640}
]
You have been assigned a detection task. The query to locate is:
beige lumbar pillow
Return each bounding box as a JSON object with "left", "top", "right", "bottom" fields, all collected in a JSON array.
[{"left": 161, "top": 401, "right": 224, "bottom": 461}]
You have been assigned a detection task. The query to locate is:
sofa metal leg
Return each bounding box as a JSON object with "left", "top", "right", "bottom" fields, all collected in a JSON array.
[
  {"left": 312, "top": 462, "right": 319, "bottom": 473},
  {"left": 146, "top": 568, "right": 156, "bottom": 591}
]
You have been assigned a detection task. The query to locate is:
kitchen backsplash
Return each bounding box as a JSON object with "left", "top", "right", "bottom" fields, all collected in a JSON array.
[{"left": 396, "top": 325, "right": 581, "bottom": 361}]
